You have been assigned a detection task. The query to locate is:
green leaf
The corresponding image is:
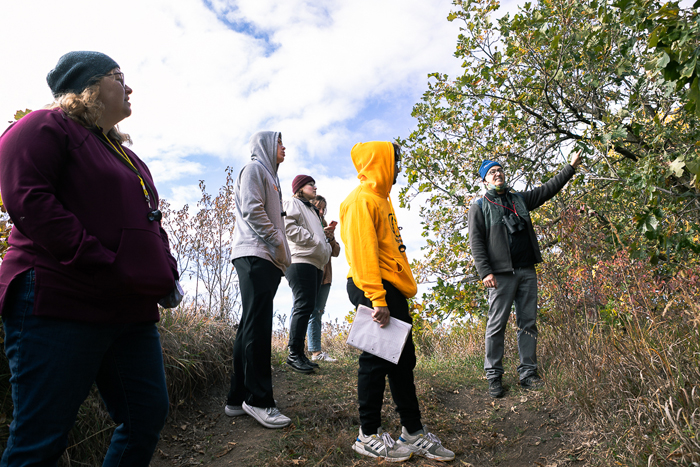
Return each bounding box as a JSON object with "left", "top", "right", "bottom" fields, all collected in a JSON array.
[
  {"left": 688, "top": 77, "right": 700, "bottom": 114},
  {"left": 668, "top": 157, "right": 686, "bottom": 177},
  {"left": 552, "top": 34, "right": 561, "bottom": 49},
  {"left": 686, "top": 157, "right": 700, "bottom": 176},
  {"left": 680, "top": 57, "right": 697, "bottom": 79},
  {"left": 13, "top": 109, "right": 32, "bottom": 121},
  {"left": 648, "top": 27, "right": 662, "bottom": 48}
]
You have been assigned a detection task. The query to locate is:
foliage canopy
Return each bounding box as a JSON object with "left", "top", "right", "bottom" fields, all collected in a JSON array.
[{"left": 400, "top": 0, "right": 700, "bottom": 321}]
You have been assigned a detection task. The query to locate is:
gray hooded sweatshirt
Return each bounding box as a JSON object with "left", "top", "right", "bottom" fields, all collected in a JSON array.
[{"left": 231, "top": 131, "right": 292, "bottom": 273}]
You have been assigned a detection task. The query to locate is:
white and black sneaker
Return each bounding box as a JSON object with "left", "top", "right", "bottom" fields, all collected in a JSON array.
[
  {"left": 397, "top": 425, "right": 455, "bottom": 461},
  {"left": 352, "top": 427, "right": 413, "bottom": 462}
]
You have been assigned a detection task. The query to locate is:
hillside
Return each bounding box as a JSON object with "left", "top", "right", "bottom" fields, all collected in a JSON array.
[{"left": 150, "top": 361, "right": 589, "bottom": 466}]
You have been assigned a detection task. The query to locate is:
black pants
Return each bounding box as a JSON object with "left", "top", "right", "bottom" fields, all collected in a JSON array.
[
  {"left": 227, "top": 257, "right": 282, "bottom": 408},
  {"left": 286, "top": 263, "right": 323, "bottom": 353},
  {"left": 347, "top": 278, "right": 422, "bottom": 435}
]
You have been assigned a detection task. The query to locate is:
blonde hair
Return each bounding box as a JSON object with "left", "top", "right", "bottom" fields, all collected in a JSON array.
[{"left": 47, "top": 80, "right": 132, "bottom": 145}]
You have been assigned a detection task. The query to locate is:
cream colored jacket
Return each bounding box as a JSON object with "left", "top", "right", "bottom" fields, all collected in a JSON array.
[{"left": 283, "top": 197, "right": 332, "bottom": 270}]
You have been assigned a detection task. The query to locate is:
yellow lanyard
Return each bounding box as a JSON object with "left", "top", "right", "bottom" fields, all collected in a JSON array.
[{"left": 101, "top": 133, "right": 153, "bottom": 209}]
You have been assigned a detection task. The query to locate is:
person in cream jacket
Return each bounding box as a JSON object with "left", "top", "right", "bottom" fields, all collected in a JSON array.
[{"left": 284, "top": 175, "right": 332, "bottom": 373}]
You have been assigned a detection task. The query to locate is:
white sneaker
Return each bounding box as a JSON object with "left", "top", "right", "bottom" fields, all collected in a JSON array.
[
  {"left": 242, "top": 401, "right": 291, "bottom": 429},
  {"left": 224, "top": 405, "right": 246, "bottom": 416},
  {"left": 352, "top": 427, "right": 413, "bottom": 462},
  {"left": 311, "top": 352, "right": 337, "bottom": 362},
  {"left": 397, "top": 425, "right": 455, "bottom": 461}
]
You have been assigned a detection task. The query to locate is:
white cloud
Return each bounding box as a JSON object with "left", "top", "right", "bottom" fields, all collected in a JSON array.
[
  {"left": 0, "top": 0, "right": 478, "bottom": 327},
  {"left": 1, "top": 0, "right": 464, "bottom": 167},
  {"left": 163, "top": 184, "right": 203, "bottom": 211}
]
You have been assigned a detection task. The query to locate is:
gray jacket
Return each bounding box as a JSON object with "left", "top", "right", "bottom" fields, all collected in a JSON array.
[
  {"left": 231, "top": 131, "right": 291, "bottom": 273},
  {"left": 468, "top": 164, "right": 576, "bottom": 279}
]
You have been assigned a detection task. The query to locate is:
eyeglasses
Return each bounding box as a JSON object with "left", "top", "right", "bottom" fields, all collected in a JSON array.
[
  {"left": 105, "top": 72, "right": 125, "bottom": 87},
  {"left": 487, "top": 167, "right": 504, "bottom": 176}
]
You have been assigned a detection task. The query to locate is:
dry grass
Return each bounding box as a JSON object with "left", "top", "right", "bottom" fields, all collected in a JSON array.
[
  {"left": 3, "top": 281, "right": 697, "bottom": 466},
  {"left": 538, "top": 260, "right": 700, "bottom": 467},
  {"left": 541, "top": 312, "right": 700, "bottom": 466},
  {"left": 159, "top": 302, "right": 235, "bottom": 409}
]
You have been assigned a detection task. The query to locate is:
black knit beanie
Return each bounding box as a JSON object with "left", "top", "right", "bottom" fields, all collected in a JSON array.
[{"left": 46, "top": 51, "right": 119, "bottom": 97}]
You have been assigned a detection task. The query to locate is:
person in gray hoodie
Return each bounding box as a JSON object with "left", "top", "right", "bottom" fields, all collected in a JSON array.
[{"left": 225, "top": 131, "right": 292, "bottom": 429}]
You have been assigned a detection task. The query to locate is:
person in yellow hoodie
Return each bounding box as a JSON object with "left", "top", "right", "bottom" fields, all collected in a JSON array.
[{"left": 340, "top": 142, "right": 454, "bottom": 463}]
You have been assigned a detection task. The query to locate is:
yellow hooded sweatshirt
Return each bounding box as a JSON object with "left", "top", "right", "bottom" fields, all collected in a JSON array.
[{"left": 340, "top": 141, "right": 417, "bottom": 307}]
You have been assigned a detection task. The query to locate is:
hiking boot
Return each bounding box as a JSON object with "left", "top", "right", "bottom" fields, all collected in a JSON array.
[
  {"left": 312, "top": 351, "right": 337, "bottom": 362},
  {"left": 242, "top": 402, "right": 291, "bottom": 429},
  {"left": 352, "top": 427, "right": 413, "bottom": 462},
  {"left": 301, "top": 353, "right": 320, "bottom": 368},
  {"left": 397, "top": 426, "right": 455, "bottom": 461},
  {"left": 489, "top": 377, "right": 506, "bottom": 398},
  {"left": 286, "top": 354, "right": 315, "bottom": 374},
  {"left": 224, "top": 404, "right": 246, "bottom": 416},
  {"left": 520, "top": 373, "right": 544, "bottom": 389}
]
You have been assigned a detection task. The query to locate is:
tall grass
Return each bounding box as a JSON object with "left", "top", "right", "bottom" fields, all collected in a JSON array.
[
  {"left": 538, "top": 209, "right": 700, "bottom": 466},
  {"left": 540, "top": 303, "right": 700, "bottom": 465},
  {"left": 159, "top": 301, "right": 234, "bottom": 407}
]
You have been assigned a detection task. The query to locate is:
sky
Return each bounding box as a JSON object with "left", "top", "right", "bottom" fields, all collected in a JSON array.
[{"left": 0, "top": 0, "right": 523, "bottom": 330}]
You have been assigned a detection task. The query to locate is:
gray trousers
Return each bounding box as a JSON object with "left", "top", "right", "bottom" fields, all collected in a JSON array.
[{"left": 484, "top": 267, "right": 538, "bottom": 381}]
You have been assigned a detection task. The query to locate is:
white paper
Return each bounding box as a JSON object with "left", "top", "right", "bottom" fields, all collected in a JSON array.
[{"left": 346, "top": 304, "right": 412, "bottom": 364}]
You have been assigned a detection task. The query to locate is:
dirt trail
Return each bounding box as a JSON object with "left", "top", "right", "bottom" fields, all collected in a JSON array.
[{"left": 150, "top": 366, "right": 588, "bottom": 467}]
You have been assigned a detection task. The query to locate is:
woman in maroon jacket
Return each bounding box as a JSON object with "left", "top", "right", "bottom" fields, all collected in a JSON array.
[{"left": 0, "top": 51, "right": 178, "bottom": 466}]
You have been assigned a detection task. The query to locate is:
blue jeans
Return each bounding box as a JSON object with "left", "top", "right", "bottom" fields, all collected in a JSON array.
[
  {"left": 484, "top": 267, "right": 539, "bottom": 381},
  {"left": 307, "top": 283, "right": 331, "bottom": 352},
  {"left": 1, "top": 270, "right": 169, "bottom": 467}
]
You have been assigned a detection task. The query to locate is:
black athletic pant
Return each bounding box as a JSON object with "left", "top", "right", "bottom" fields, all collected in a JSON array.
[
  {"left": 347, "top": 278, "right": 422, "bottom": 435},
  {"left": 286, "top": 263, "right": 323, "bottom": 354},
  {"left": 227, "top": 257, "right": 282, "bottom": 408}
]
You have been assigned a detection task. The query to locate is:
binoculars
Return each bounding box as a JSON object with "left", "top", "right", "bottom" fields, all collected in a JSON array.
[{"left": 503, "top": 213, "right": 526, "bottom": 234}]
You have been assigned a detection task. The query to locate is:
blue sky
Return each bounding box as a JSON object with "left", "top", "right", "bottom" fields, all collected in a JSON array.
[{"left": 0, "top": 0, "right": 524, "bottom": 328}]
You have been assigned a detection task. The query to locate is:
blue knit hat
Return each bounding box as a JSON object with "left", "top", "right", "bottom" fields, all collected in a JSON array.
[
  {"left": 47, "top": 51, "right": 119, "bottom": 97},
  {"left": 478, "top": 160, "right": 502, "bottom": 180}
]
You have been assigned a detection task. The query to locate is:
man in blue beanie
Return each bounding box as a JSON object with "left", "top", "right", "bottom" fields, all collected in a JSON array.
[{"left": 469, "top": 151, "right": 581, "bottom": 398}]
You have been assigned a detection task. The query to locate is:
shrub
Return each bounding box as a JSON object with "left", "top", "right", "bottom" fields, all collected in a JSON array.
[{"left": 539, "top": 209, "right": 700, "bottom": 465}]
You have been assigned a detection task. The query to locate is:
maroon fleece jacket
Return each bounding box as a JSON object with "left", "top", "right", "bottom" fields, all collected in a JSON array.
[{"left": 0, "top": 109, "right": 177, "bottom": 323}]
